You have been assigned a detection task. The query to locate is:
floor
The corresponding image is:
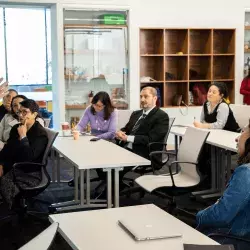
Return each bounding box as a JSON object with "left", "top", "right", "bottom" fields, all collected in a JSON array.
[{"left": 0, "top": 156, "right": 210, "bottom": 250}]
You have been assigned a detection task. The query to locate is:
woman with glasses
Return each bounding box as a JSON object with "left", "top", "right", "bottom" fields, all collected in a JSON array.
[
  {"left": 76, "top": 91, "right": 117, "bottom": 140},
  {"left": 0, "top": 99, "right": 48, "bottom": 209},
  {"left": 0, "top": 95, "right": 44, "bottom": 150}
]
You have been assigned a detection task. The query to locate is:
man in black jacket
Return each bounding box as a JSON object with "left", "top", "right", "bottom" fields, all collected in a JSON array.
[{"left": 116, "top": 86, "right": 169, "bottom": 159}]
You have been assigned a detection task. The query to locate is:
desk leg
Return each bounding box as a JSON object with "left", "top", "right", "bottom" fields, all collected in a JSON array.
[
  {"left": 86, "top": 169, "right": 90, "bottom": 205},
  {"left": 114, "top": 168, "right": 120, "bottom": 208},
  {"left": 192, "top": 145, "right": 219, "bottom": 197},
  {"left": 56, "top": 153, "right": 61, "bottom": 183},
  {"left": 106, "top": 168, "right": 112, "bottom": 208},
  {"left": 74, "top": 168, "right": 79, "bottom": 201},
  {"left": 174, "top": 135, "right": 178, "bottom": 160},
  {"left": 80, "top": 170, "right": 85, "bottom": 206},
  {"left": 51, "top": 148, "right": 56, "bottom": 182}
]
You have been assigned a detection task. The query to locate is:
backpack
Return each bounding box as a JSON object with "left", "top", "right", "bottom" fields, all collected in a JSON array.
[{"left": 192, "top": 83, "right": 207, "bottom": 105}]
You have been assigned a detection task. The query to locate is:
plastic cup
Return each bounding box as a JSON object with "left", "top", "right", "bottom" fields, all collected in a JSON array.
[{"left": 72, "top": 130, "right": 80, "bottom": 140}]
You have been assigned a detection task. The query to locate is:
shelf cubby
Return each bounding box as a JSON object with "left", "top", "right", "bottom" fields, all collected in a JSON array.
[
  {"left": 139, "top": 28, "right": 235, "bottom": 107},
  {"left": 165, "top": 56, "right": 188, "bottom": 81},
  {"left": 189, "top": 56, "right": 211, "bottom": 80},
  {"left": 213, "top": 29, "right": 235, "bottom": 54},
  {"left": 189, "top": 29, "right": 212, "bottom": 54},
  {"left": 140, "top": 56, "right": 164, "bottom": 81},
  {"left": 213, "top": 55, "right": 234, "bottom": 80},
  {"left": 164, "top": 82, "right": 188, "bottom": 107},
  {"left": 140, "top": 29, "right": 164, "bottom": 55},
  {"left": 165, "top": 29, "right": 188, "bottom": 54}
]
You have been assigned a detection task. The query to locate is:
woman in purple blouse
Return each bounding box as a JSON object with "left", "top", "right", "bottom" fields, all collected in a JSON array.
[{"left": 77, "top": 91, "right": 117, "bottom": 140}]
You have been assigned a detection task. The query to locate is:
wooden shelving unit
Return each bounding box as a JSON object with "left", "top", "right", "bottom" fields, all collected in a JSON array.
[{"left": 140, "top": 28, "right": 235, "bottom": 107}]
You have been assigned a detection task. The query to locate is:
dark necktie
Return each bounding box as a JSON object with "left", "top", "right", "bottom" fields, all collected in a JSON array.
[{"left": 131, "top": 114, "right": 146, "bottom": 135}]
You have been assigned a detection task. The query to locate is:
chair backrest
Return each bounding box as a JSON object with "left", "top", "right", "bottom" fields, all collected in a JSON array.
[
  {"left": 18, "top": 222, "right": 59, "bottom": 250},
  {"left": 163, "top": 117, "right": 175, "bottom": 144},
  {"left": 177, "top": 127, "right": 210, "bottom": 182},
  {"left": 229, "top": 104, "right": 250, "bottom": 129},
  {"left": 117, "top": 109, "right": 133, "bottom": 130},
  {"left": 42, "top": 128, "right": 59, "bottom": 165}
]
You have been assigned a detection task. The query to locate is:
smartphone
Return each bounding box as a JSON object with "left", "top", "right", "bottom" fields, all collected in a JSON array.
[{"left": 90, "top": 137, "right": 100, "bottom": 141}]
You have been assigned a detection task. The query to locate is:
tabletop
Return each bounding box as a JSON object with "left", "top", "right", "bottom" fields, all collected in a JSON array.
[
  {"left": 49, "top": 204, "right": 218, "bottom": 250},
  {"left": 53, "top": 135, "right": 150, "bottom": 170}
]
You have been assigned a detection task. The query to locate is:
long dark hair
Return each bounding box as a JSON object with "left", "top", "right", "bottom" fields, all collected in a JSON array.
[
  {"left": 90, "top": 91, "right": 114, "bottom": 120},
  {"left": 238, "top": 120, "right": 250, "bottom": 165},
  {"left": 11, "top": 95, "right": 28, "bottom": 119}
]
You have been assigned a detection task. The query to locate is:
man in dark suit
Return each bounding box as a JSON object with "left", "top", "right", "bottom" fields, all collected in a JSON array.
[
  {"left": 94, "top": 87, "right": 169, "bottom": 197},
  {"left": 116, "top": 86, "right": 169, "bottom": 159}
]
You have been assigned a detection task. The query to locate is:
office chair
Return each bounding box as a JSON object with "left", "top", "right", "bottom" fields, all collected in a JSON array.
[
  {"left": 135, "top": 127, "right": 209, "bottom": 213},
  {"left": 208, "top": 233, "right": 250, "bottom": 250},
  {"left": 0, "top": 128, "right": 58, "bottom": 223},
  {"left": 18, "top": 222, "right": 59, "bottom": 250},
  {"left": 119, "top": 117, "right": 176, "bottom": 197}
]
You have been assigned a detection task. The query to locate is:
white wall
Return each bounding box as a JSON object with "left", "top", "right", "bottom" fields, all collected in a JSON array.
[{"left": 1, "top": 0, "right": 249, "bottom": 128}]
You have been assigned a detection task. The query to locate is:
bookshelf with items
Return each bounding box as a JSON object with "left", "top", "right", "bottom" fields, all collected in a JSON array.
[{"left": 140, "top": 28, "right": 235, "bottom": 107}]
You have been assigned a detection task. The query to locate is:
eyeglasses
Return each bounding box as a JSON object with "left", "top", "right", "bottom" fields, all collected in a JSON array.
[
  {"left": 93, "top": 103, "right": 105, "bottom": 109},
  {"left": 17, "top": 110, "right": 31, "bottom": 116}
]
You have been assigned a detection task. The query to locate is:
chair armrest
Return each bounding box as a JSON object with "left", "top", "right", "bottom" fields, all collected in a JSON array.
[
  {"left": 149, "top": 151, "right": 176, "bottom": 164},
  {"left": 13, "top": 162, "right": 45, "bottom": 173},
  {"left": 208, "top": 232, "right": 250, "bottom": 243},
  {"left": 168, "top": 161, "right": 198, "bottom": 187},
  {"left": 148, "top": 142, "right": 167, "bottom": 152}
]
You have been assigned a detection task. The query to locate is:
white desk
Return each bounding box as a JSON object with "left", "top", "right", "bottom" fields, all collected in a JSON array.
[
  {"left": 171, "top": 126, "right": 238, "bottom": 198},
  {"left": 49, "top": 204, "right": 218, "bottom": 250},
  {"left": 50, "top": 136, "right": 150, "bottom": 212}
]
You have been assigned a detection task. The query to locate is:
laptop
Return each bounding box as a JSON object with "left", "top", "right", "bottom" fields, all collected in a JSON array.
[{"left": 118, "top": 217, "right": 182, "bottom": 241}]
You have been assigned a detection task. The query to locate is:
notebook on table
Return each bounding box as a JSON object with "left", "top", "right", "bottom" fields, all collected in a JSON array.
[{"left": 118, "top": 217, "right": 182, "bottom": 241}]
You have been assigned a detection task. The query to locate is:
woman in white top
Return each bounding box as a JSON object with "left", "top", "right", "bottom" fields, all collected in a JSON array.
[{"left": 0, "top": 95, "right": 44, "bottom": 150}]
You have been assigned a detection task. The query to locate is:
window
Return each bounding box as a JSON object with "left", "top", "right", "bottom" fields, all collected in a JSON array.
[{"left": 1, "top": 7, "right": 51, "bottom": 86}]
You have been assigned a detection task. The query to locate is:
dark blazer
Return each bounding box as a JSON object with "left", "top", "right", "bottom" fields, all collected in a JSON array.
[
  {"left": 0, "top": 121, "right": 48, "bottom": 173},
  {"left": 119, "top": 107, "right": 169, "bottom": 159}
]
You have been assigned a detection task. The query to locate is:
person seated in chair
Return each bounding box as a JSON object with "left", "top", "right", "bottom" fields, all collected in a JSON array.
[
  {"left": 115, "top": 86, "right": 169, "bottom": 178},
  {"left": 0, "top": 95, "right": 45, "bottom": 150},
  {"left": 0, "top": 99, "right": 48, "bottom": 209},
  {"left": 196, "top": 119, "right": 250, "bottom": 246},
  {"left": 193, "top": 82, "right": 239, "bottom": 132}
]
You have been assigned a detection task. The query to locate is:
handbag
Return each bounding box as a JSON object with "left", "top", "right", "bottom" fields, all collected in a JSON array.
[{"left": 172, "top": 94, "right": 182, "bottom": 106}]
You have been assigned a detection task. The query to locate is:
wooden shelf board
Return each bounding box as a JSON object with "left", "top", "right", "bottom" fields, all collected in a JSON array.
[
  {"left": 140, "top": 54, "right": 164, "bottom": 57},
  {"left": 189, "top": 80, "right": 211, "bottom": 82},
  {"left": 244, "top": 49, "right": 250, "bottom": 53},
  {"left": 245, "top": 26, "right": 250, "bottom": 30},
  {"left": 165, "top": 80, "right": 188, "bottom": 83},
  {"left": 189, "top": 54, "right": 212, "bottom": 56},
  {"left": 165, "top": 54, "right": 188, "bottom": 56},
  {"left": 213, "top": 54, "right": 235, "bottom": 56},
  {"left": 213, "top": 79, "right": 234, "bottom": 82}
]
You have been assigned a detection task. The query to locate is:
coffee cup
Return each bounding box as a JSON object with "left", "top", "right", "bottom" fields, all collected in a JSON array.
[{"left": 72, "top": 130, "right": 80, "bottom": 140}]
